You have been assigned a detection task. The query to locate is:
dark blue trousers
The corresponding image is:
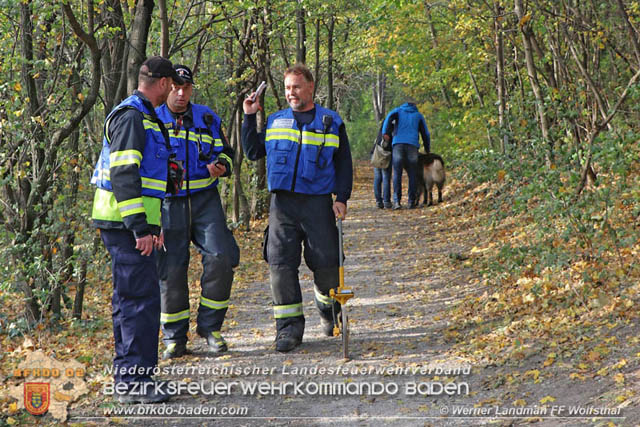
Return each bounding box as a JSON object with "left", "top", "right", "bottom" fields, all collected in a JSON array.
[
  {"left": 373, "top": 163, "right": 392, "bottom": 205},
  {"left": 158, "top": 187, "right": 240, "bottom": 345},
  {"left": 100, "top": 229, "right": 160, "bottom": 384},
  {"left": 392, "top": 143, "right": 419, "bottom": 205}
]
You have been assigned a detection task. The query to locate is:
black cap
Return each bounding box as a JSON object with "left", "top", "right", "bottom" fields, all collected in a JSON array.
[
  {"left": 174, "top": 64, "right": 194, "bottom": 84},
  {"left": 141, "top": 56, "right": 185, "bottom": 84}
]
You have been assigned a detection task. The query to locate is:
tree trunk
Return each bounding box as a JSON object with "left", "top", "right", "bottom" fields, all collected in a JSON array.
[
  {"left": 101, "top": 0, "right": 127, "bottom": 112},
  {"left": 296, "top": 1, "right": 306, "bottom": 64},
  {"left": 615, "top": 0, "right": 640, "bottom": 69},
  {"left": 72, "top": 257, "right": 88, "bottom": 319},
  {"left": 127, "top": 0, "right": 154, "bottom": 93},
  {"left": 231, "top": 106, "right": 250, "bottom": 227},
  {"left": 425, "top": 3, "right": 452, "bottom": 107},
  {"left": 494, "top": 2, "right": 508, "bottom": 153},
  {"left": 279, "top": 34, "right": 290, "bottom": 69},
  {"left": 313, "top": 18, "right": 321, "bottom": 99},
  {"left": 372, "top": 71, "right": 386, "bottom": 122},
  {"left": 327, "top": 15, "right": 335, "bottom": 110},
  {"left": 464, "top": 42, "right": 484, "bottom": 107},
  {"left": 158, "top": 0, "right": 169, "bottom": 57},
  {"left": 19, "top": 2, "right": 45, "bottom": 323},
  {"left": 514, "top": 0, "right": 552, "bottom": 164}
]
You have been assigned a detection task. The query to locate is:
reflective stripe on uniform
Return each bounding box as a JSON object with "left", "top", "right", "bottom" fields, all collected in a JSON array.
[
  {"left": 109, "top": 149, "right": 142, "bottom": 167},
  {"left": 266, "top": 128, "right": 298, "bottom": 142},
  {"left": 314, "top": 288, "right": 333, "bottom": 306},
  {"left": 142, "top": 118, "right": 161, "bottom": 132},
  {"left": 141, "top": 176, "right": 166, "bottom": 192},
  {"left": 169, "top": 131, "right": 223, "bottom": 149},
  {"left": 200, "top": 296, "right": 229, "bottom": 310},
  {"left": 301, "top": 130, "right": 339, "bottom": 147},
  {"left": 273, "top": 303, "right": 303, "bottom": 319},
  {"left": 92, "top": 188, "right": 162, "bottom": 225},
  {"left": 183, "top": 176, "right": 216, "bottom": 190},
  {"left": 217, "top": 153, "right": 233, "bottom": 171},
  {"left": 161, "top": 309, "right": 190, "bottom": 324},
  {"left": 266, "top": 128, "right": 339, "bottom": 148},
  {"left": 98, "top": 168, "right": 110, "bottom": 181},
  {"left": 117, "top": 197, "right": 145, "bottom": 217},
  {"left": 93, "top": 170, "right": 166, "bottom": 192}
]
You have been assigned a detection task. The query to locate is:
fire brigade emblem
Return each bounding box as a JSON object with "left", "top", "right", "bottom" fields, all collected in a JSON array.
[{"left": 24, "top": 382, "right": 50, "bottom": 415}]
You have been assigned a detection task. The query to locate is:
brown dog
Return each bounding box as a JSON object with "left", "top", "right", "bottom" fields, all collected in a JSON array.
[{"left": 416, "top": 153, "right": 445, "bottom": 206}]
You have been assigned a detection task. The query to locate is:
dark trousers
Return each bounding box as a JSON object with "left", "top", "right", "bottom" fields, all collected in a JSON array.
[
  {"left": 158, "top": 187, "right": 240, "bottom": 345},
  {"left": 100, "top": 229, "right": 160, "bottom": 384},
  {"left": 373, "top": 163, "right": 392, "bottom": 204},
  {"left": 265, "top": 192, "right": 340, "bottom": 340},
  {"left": 392, "top": 143, "right": 419, "bottom": 204}
]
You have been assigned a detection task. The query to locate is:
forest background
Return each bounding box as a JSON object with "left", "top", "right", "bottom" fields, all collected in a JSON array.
[{"left": 1, "top": 0, "right": 640, "bottom": 421}]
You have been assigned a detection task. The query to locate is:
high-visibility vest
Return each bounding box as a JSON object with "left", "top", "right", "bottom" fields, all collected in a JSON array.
[
  {"left": 265, "top": 105, "right": 342, "bottom": 195},
  {"left": 90, "top": 94, "right": 170, "bottom": 225},
  {"left": 156, "top": 103, "right": 231, "bottom": 196}
]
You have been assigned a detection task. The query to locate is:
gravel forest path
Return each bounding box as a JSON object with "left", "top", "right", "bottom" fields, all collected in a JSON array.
[{"left": 69, "top": 162, "right": 637, "bottom": 426}]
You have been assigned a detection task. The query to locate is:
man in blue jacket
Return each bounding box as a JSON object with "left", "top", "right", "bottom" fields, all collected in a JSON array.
[
  {"left": 382, "top": 100, "right": 430, "bottom": 209},
  {"left": 241, "top": 64, "right": 353, "bottom": 352},
  {"left": 91, "top": 56, "right": 184, "bottom": 403},
  {"left": 156, "top": 65, "right": 239, "bottom": 360}
]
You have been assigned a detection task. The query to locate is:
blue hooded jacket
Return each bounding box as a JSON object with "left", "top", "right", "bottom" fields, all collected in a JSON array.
[{"left": 382, "top": 103, "right": 430, "bottom": 152}]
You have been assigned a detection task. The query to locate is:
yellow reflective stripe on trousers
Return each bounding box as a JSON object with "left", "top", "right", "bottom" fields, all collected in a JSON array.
[
  {"left": 314, "top": 288, "right": 333, "bottom": 305},
  {"left": 273, "top": 303, "right": 303, "bottom": 319},
  {"left": 161, "top": 309, "right": 190, "bottom": 324},
  {"left": 117, "top": 197, "right": 145, "bottom": 217},
  {"left": 200, "top": 296, "right": 229, "bottom": 310},
  {"left": 109, "top": 149, "right": 142, "bottom": 167},
  {"left": 141, "top": 176, "right": 166, "bottom": 192}
]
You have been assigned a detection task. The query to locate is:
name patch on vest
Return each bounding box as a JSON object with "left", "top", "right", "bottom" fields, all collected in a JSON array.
[{"left": 272, "top": 118, "right": 295, "bottom": 128}]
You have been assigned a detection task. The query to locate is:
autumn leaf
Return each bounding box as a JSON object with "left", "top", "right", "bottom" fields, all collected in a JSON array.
[
  {"left": 539, "top": 395, "right": 556, "bottom": 404},
  {"left": 524, "top": 369, "right": 540, "bottom": 381},
  {"left": 543, "top": 352, "right": 556, "bottom": 367},
  {"left": 519, "top": 14, "right": 532, "bottom": 28},
  {"left": 613, "top": 373, "right": 624, "bottom": 385}
]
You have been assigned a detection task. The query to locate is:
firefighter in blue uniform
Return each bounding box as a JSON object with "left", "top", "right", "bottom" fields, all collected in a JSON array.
[
  {"left": 155, "top": 65, "right": 239, "bottom": 359},
  {"left": 242, "top": 64, "right": 353, "bottom": 352},
  {"left": 91, "top": 56, "right": 184, "bottom": 403}
]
